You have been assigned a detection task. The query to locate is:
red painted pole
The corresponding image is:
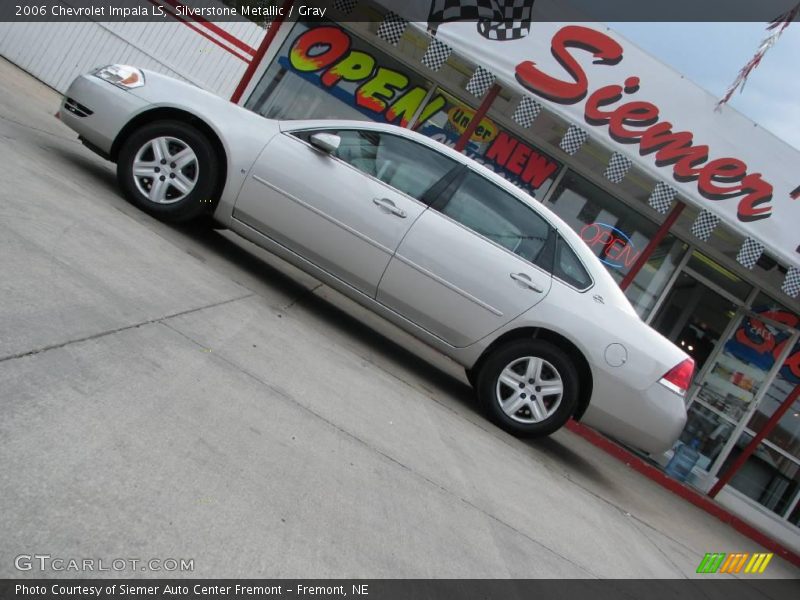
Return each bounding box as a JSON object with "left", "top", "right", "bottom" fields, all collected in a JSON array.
[
  {"left": 709, "top": 383, "right": 800, "bottom": 498},
  {"left": 230, "top": 0, "right": 295, "bottom": 104},
  {"left": 453, "top": 84, "right": 502, "bottom": 152},
  {"left": 619, "top": 201, "right": 685, "bottom": 291}
]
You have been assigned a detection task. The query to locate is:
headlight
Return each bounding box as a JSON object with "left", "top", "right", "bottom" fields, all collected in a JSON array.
[{"left": 93, "top": 65, "right": 145, "bottom": 89}]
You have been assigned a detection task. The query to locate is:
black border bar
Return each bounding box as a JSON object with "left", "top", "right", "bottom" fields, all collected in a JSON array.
[
  {"left": 4, "top": 0, "right": 800, "bottom": 23},
  {"left": 2, "top": 579, "right": 799, "bottom": 600}
]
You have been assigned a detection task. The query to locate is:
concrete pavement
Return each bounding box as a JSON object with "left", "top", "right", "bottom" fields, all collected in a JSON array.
[{"left": 0, "top": 56, "right": 798, "bottom": 581}]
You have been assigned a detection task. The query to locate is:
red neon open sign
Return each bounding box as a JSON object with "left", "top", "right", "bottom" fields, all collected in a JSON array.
[{"left": 580, "top": 222, "right": 641, "bottom": 270}]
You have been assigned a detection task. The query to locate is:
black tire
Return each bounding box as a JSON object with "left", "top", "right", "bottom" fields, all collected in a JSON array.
[
  {"left": 117, "top": 120, "right": 219, "bottom": 222},
  {"left": 476, "top": 339, "right": 578, "bottom": 438},
  {"left": 465, "top": 367, "right": 478, "bottom": 389}
]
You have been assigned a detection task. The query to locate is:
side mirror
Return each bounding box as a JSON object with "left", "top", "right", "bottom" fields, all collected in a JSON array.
[{"left": 310, "top": 132, "right": 341, "bottom": 154}]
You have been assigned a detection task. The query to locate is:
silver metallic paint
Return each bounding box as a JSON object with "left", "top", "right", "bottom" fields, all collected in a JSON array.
[{"left": 60, "top": 68, "right": 690, "bottom": 453}]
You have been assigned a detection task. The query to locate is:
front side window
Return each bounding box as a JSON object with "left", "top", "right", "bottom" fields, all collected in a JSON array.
[
  {"left": 294, "top": 129, "right": 458, "bottom": 201},
  {"left": 436, "top": 171, "right": 551, "bottom": 267}
]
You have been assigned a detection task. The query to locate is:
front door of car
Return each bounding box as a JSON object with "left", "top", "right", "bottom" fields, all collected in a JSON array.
[
  {"left": 376, "top": 169, "right": 554, "bottom": 348},
  {"left": 233, "top": 127, "right": 459, "bottom": 297}
]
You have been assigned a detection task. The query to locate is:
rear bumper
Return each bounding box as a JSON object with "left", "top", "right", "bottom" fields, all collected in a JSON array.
[
  {"left": 582, "top": 375, "right": 687, "bottom": 455},
  {"left": 59, "top": 74, "right": 150, "bottom": 158}
]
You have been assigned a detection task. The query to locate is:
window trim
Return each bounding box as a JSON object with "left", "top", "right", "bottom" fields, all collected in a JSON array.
[
  {"left": 285, "top": 128, "right": 461, "bottom": 206},
  {"left": 430, "top": 166, "right": 557, "bottom": 277},
  {"left": 553, "top": 234, "right": 595, "bottom": 293},
  {"left": 286, "top": 126, "right": 594, "bottom": 291}
]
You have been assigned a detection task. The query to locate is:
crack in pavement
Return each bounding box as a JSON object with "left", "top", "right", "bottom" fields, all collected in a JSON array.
[
  {"left": 159, "top": 317, "right": 602, "bottom": 578},
  {"left": 0, "top": 294, "right": 254, "bottom": 364},
  {"left": 557, "top": 469, "right": 712, "bottom": 573},
  {"left": 625, "top": 514, "right": 691, "bottom": 578}
]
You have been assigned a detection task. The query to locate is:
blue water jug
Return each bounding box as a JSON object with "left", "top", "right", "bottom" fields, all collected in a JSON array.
[{"left": 665, "top": 439, "right": 701, "bottom": 482}]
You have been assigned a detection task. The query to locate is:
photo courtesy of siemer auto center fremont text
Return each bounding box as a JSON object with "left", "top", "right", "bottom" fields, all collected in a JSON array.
[{"left": 1, "top": 0, "right": 799, "bottom": 597}]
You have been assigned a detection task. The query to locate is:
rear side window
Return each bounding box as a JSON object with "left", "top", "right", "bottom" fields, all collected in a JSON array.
[
  {"left": 292, "top": 129, "right": 457, "bottom": 201},
  {"left": 555, "top": 236, "right": 593, "bottom": 290},
  {"left": 435, "top": 171, "right": 552, "bottom": 267}
]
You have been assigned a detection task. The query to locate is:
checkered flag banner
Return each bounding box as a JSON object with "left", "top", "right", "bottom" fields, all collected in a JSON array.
[
  {"left": 782, "top": 266, "right": 800, "bottom": 298},
  {"left": 377, "top": 12, "right": 408, "bottom": 46},
  {"left": 648, "top": 182, "right": 676, "bottom": 214},
  {"left": 604, "top": 152, "right": 632, "bottom": 184},
  {"left": 428, "top": 0, "right": 535, "bottom": 41},
  {"left": 422, "top": 37, "right": 451, "bottom": 71},
  {"left": 736, "top": 238, "right": 765, "bottom": 269},
  {"left": 466, "top": 66, "right": 496, "bottom": 97},
  {"left": 333, "top": 0, "right": 358, "bottom": 15},
  {"left": 691, "top": 210, "right": 720, "bottom": 242},
  {"left": 512, "top": 96, "right": 541, "bottom": 128},
  {"left": 559, "top": 125, "right": 587, "bottom": 156}
]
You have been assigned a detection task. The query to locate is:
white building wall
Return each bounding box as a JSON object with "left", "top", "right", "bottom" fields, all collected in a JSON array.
[
  {"left": 716, "top": 487, "right": 800, "bottom": 554},
  {"left": 0, "top": 17, "right": 265, "bottom": 98}
]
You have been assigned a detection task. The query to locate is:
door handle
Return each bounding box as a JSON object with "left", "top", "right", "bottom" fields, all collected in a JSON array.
[
  {"left": 510, "top": 272, "right": 544, "bottom": 293},
  {"left": 373, "top": 197, "right": 407, "bottom": 218}
]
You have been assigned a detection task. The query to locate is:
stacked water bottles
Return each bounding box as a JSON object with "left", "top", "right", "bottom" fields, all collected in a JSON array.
[{"left": 665, "top": 438, "right": 702, "bottom": 483}]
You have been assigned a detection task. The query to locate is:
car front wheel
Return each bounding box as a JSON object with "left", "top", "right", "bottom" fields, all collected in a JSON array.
[
  {"left": 477, "top": 339, "right": 578, "bottom": 438},
  {"left": 117, "top": 120, "right": 219, "bottom": 222}
]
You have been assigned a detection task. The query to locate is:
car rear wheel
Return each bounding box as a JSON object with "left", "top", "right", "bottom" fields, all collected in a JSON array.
[
  {"left": 117, "top": 121, "right": 219, "bottom": 222},
  {"left": 477, "top": 339, "right": 578, "bottom": 437}
]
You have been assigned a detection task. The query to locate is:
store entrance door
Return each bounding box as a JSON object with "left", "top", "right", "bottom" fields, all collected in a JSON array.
[
  {"left": 649, "top": 261, "right": 751, "bottom": 478},
  {"left": 651, "top": 270, "right": 741, "bottom": 372}
]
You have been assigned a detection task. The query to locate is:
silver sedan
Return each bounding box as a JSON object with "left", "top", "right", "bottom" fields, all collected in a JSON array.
[{"left": 58, "top": 65, "right": 694, "bottom": 453}]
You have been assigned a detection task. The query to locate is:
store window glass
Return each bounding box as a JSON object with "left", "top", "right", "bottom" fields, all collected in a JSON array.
[
  {"left": 547, "top": 171, "right": 685, "bottom": 317},
  {"left": 743, "top": 297, "right": 800, "bottom": 459},
  {"left": 660, "top": 300, "right": 786, "bottom": 471},
  {"left": 790, "top": 497, "right": 800, "bottom": 526},
  {"left": 752, "top": 378, "right": 800, "bottom": 460},
  {"left": 651, "top": 272, "right": 739, "bottom": 371},
  {"left": 628, "top": 239, "right": 686, "bottom": 319},
  {"left": 693, "top": 312, "right": 782, "bottom": 420},
  {"left": 722, "top": 434, "right": 800, "bottom": 521},
  {"left": 677, "top": 402, "right": 737, "bottom": 468},
  {"left": 684, "top": 252, "right": 752, "bottom": 302},
  {"left": 682, "top": 307, "right": 796, "bottom": 462},
  {"left": 414, "top": 90, "right": 562, "bottom": 199},
  {"left": 245, "top": 23, "right": 444, "bottom": 125}
]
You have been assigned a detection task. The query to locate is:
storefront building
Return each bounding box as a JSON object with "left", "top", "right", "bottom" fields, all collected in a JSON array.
[{"left": 236, "top": 2, "right": 800, "bottom": 547}]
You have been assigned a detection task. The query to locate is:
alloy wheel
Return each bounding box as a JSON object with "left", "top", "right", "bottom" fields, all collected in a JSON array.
[
  {"left": 495, "top": 356, "right": 564, "bottom": 424},
  {"left": 132, "top": 136, "right": 199, "bottom": 204}
]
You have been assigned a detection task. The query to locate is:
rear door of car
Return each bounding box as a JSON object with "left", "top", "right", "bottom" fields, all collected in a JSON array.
[
  {"left": 233, "top": 126, "right": 459, "bottom": 298},
  {"left": 376, "top": 168, "right": 555, "bottom": 348}
]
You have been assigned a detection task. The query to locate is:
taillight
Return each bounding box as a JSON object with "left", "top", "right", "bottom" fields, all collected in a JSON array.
[{"left": 659, "top": 358, "right": 695, "bottom": 396}]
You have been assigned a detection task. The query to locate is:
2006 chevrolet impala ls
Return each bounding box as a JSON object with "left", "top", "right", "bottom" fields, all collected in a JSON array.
[{"left": 58, "top": 65, "right": 694, "bottom": 453}]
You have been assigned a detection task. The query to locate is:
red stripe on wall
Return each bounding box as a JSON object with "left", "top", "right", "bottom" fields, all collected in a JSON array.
[
  {"left": 230, "top": 0, "right": 294, "bottom": 103},
  {"left": 173, "top": 15, "right": 252, "bottom": 62},
  {"left": 149, "top": 0, "right": 259, "bottom": 62}
]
